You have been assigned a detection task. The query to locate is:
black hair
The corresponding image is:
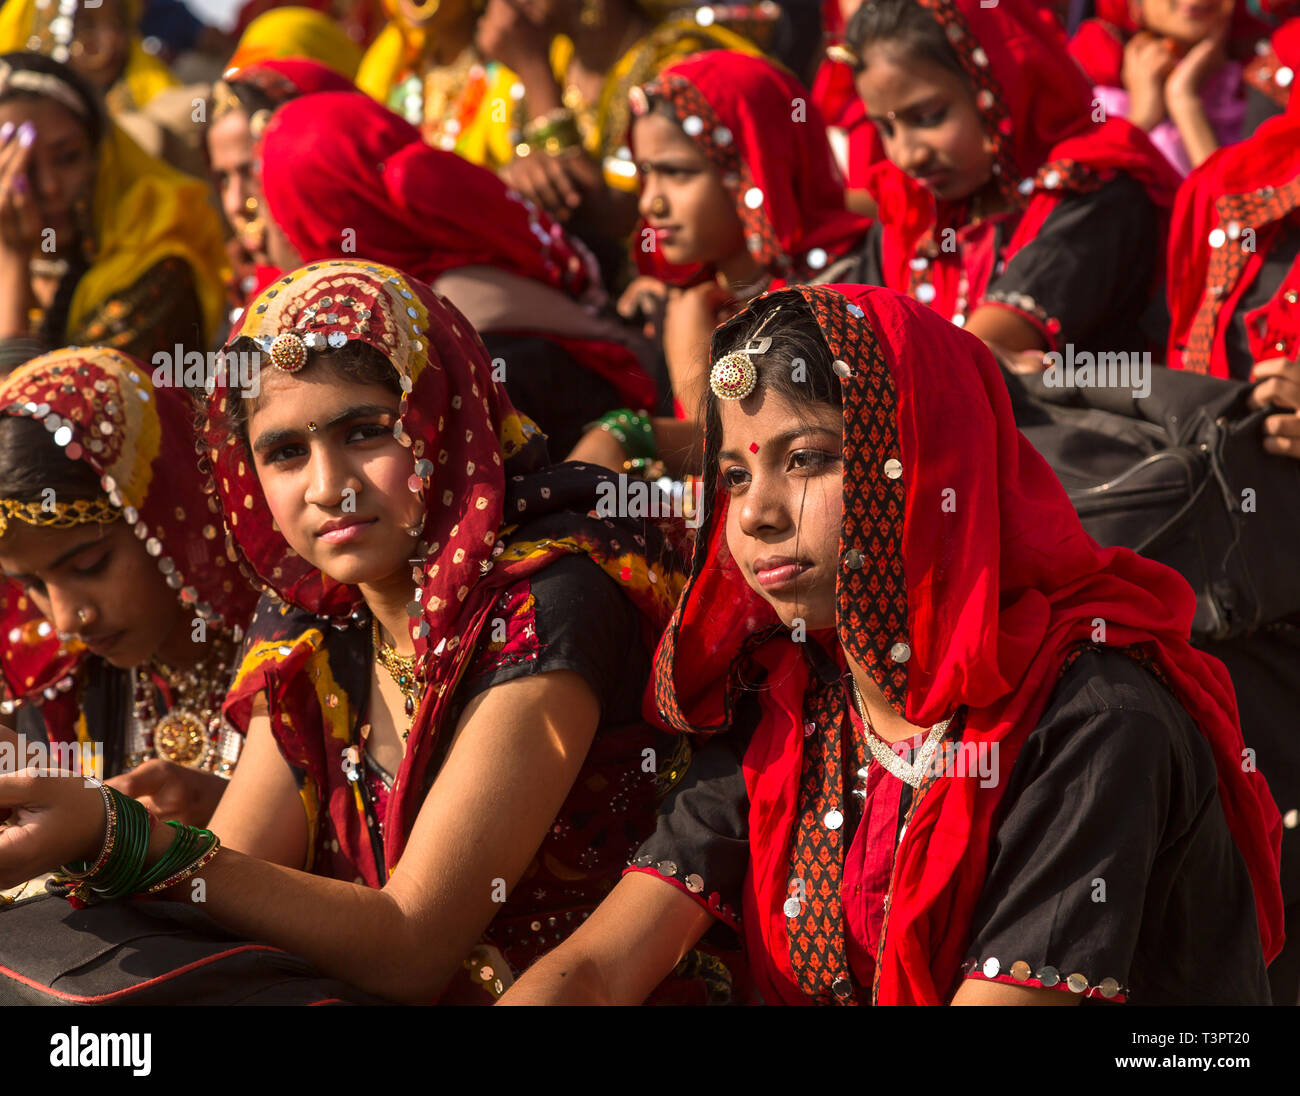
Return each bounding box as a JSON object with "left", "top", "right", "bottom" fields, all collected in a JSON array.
[
  {"left": 843, "top": 0, "right": 967, "bottom": 79},
  {"left": 700, "top": 292, "right": 842, "bottom": 514},
  {"left": 0, "top": 415, "right": 104, "bottom": 506},
  {"left": 0, "top": 51, "right": 106, "bottom": 147},
  {"left": 206, "top": 339, "right": 405, "bottom": 457}
]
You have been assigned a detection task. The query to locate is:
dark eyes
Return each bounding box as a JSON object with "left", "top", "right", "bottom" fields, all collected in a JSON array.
[
  {"left": 720, "top": 449, "right": 838, "bottom": 493},
  {"left": 263, "top": 422, "right": 390, "bottom": 465},
  {"left": 875, "top": 106, "right": 947, "bottom": 137}
]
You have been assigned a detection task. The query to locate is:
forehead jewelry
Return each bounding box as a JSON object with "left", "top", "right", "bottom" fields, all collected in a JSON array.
[{"left": 709, "top": 307, "right": 785, "bottom": 401}]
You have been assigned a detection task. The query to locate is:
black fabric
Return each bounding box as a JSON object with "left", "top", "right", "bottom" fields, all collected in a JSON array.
[
  {"left": 1007, "top": 361, "right": 1300, "bottom": 640},
  {"left": 1244, "top": 84, "right": 1288, "bottom": 139},
  {"left": 0, "top": 894, "right": 390, "bottom": 1005},
  {"left": 1224, "top": 221, "right": 1300, "bottom": 380},
  {"left": 989, "top": 174, "right": 1161, "bottom": 354},
  {"left": 631, "top": 648, "right": 1272, "bottom": 1004},
  {"left": 15, "top": 657, "right": 131, "bottom": 778},
  {"left": 480, "top": 332, "right": 623, "bottom": 459},
  {"left": 830, "top": 177, "right": 1161, "bottom": 354},
  {"left": 1196, "top": 622, "right": 1300, "bottom": 1007},
  {"left": 967, "top": 649, "right": 1270, "bottom": 1005},
  {"left": 452, "top": 553, "right": 651, "bottom": 727}
]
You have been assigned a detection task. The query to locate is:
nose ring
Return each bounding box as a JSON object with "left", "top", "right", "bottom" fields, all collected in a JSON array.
[
  {"left": 77, "top": 607, "right": 93, "bottom": 625},
  {"left": 650, "top": 195, "right": 668, "bottom": 217}
]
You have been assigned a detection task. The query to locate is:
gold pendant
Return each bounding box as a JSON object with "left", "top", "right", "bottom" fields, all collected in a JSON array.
[{"left": 153, "top": 710, "right": 209, "bottom": 768}]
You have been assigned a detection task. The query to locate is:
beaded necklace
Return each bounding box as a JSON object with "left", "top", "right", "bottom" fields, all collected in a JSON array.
[{"left": 127, "top": 628, "right": 243, "bottom": 776}]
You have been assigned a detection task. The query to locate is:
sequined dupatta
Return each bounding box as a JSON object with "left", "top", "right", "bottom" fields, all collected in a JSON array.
[
  {"left": 206, "top": 261, "right": 688, "bottom": 883},
  {"left": 650, "top": 284, "right": 1283, "bottom": 1004},
  {"left": 0, "top": 349, "right": 259, "bottom": 750}
]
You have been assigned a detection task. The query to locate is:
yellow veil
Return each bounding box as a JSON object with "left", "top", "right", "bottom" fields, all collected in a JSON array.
[
  {"left": 226, "top": 6, "right": 363, "bottom": 79},
  {"left": 75, "top": 121, "right": 227, "bottom": 345},
  {"left": 0, "top": 0, "right": 178, "bottom": 110}
]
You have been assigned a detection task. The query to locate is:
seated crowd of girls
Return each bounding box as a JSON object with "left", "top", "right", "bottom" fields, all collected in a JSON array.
[{"left": 0, "top": 0, "right": 1296, "bottom": 1006}]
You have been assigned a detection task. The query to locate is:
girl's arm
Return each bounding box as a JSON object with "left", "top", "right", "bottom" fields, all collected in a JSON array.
[
  {"left": 0, "top": 668, "right": 603, "bottom": 1005},
  {"left": 499, "top": 871, "right": 715, "bottom": 1005}
]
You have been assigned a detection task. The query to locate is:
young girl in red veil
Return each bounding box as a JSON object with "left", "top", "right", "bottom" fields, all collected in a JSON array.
[
  {"left": 571, "top": 49, "right": 872, "bottom": 478},
  {"left": 1164, "top": 78, "right": 1300, "bottom": 1005},
  {"left": 502, "top": 283, "right": 1284, "bottom": 1006},
  {"left": 1070, "top": 1, "right": 1268, "bottom": 175},
  {"left": 253, "top": 90, "right": 656, "bottom": 459},
  {"left": 0, "top": 261, "right": 734, "bottom": 1004},
  {"left": 838, "top": 0, "right": 1179, "bottom": 371}
]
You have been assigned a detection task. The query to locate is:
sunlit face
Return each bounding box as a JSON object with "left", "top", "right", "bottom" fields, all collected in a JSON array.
[
  {"left": 0, "top": 520, "right": 187, "bottom": 668},
  {"left": 207, "top": 109, "right": 266, "bottom": 259},
  {"left": 1136, "top": 0, "right": 1233, "bottom": 47},
  {"left": 855, "top": 46, "right": 993, "bottom": 203},
  {"left": 69, "top": 0, "right": 130, "bottom": 92},
  {"left": 633, "top": 111, "right": 746, "bottom": 270},
  {"left": 0, "top": 98, "right": 96, "bottom": 246},
  {"left": 717, "top": 386, "right": 844, "bottom": 631},
  {"left": 247, "top": 359, "right": 421, "bottom": 589}
]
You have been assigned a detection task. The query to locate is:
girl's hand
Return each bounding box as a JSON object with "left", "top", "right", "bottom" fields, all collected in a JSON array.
[
  {"left": 1250, "top": 356, "right": 1300, "bottom": 458},
  {"left": 0, "top": 769, "right": 107, "bottom": 890},
  {"left": 0, "top": 122, "right": 42, "bottom": 258},
  {"left": 1122, "top": 32, "right": 1176, "bottom": 131},
  {"left": 106, "top": 759, "right": 227, "bottom": 828},
  {"left": 499, "top": 148, "right": 592, "bottom": 222},
  {"left": 1165, "top": 27, "right": 1227, "bottom": 112},
  {"left": 475, "top": 0, "right": 555, "bottom": 83},
  {"left": 617, "top": 275, "right": 669, "bottom": 339}
]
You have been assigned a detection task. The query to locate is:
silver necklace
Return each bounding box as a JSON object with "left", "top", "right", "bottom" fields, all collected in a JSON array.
[{"left": 849, "top": 676, "right": 951, "bottom": 789}]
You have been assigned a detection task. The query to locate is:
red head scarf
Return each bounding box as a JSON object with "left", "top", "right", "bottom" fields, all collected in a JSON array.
[
  {"left": 860, "top": 0, "right": 1179, "bottom": 326},
  {"left": 1074, "top": 1, "right": 1274, "bottom": 86},
  {"left": 630, "top": 50, "right": 871, "bottom": 288},
  {"left": 206, "top": 260, "right": 687, "bottom": 881},
  {"left": 219, "top": 57, "right": 357, "bottom": 103},
  {"left": 651, "top": 283, "right": 1283, "bottom": 1004},
  {"left": 259, "top": 91, "right": 598, "bottom": 302},
  {"left": 1166, "top": 88, "right": 1300, "bottom": 375},
  {"left": 0, "top": 349, "right": 258, "bottom": 730}
]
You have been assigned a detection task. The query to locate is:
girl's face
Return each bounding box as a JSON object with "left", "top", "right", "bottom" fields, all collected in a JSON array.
[
  {"left": 207, "top": 109, "right": 266, "bottom": 259},
  {"left": 718, "top": 386, "right": 844, "bottom": 632},
  {"left": 1136, "top": 0, "right": 1233, "bottom": 47},
  {"left": 0, "top": 98, "right": 96, "bottom": 246},
  {"left": 855, "top": 47, "right": 993, "bottom": 204},
  {"left": 69, "top": 0, "right": 130, "bottom": 93},
  {"left": 633, "top": 111, "right": 746, "bottom": 270},
  {"left": 0, "top": 520, "right": 187, "bottom": 669},
  {"left": 247, "top": 359, "right": 422, "bottom": 590}
]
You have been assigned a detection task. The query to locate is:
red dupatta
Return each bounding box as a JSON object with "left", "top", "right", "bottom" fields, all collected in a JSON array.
[
  {"left": 206, "top": 260, "right": 686, "bottom": 883},
  {"left": 863, "top": 0, "right": 1178, "bottom": 333},
  {"left": 629, "top": 50, "right": 872, "bottom": 289},
  {"left": 1072, "top": 2, "right": 1276, "bottom": 87},
  {"left": 0, "top": 348, "right": 258, "bottom": 734},
  {"left": 1167, "top": 84, "right": 1300, "bottom": 376},
  {"left": 255, "top": 91, "right": 652, "bottom": 410},
  {"left": 650, "top": 283, "right": 1284, "bottom": 1005}
]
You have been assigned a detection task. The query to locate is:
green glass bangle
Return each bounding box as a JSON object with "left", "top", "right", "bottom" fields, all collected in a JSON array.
[
  {"left": 136, "top": 823, "right": 216, "bottom": 894},
  {"left": 90, "top": 790, "right": 153, "bottom": 900},
  {"left": 590, "top": 409, "right": 655, "bottom": 462}
]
